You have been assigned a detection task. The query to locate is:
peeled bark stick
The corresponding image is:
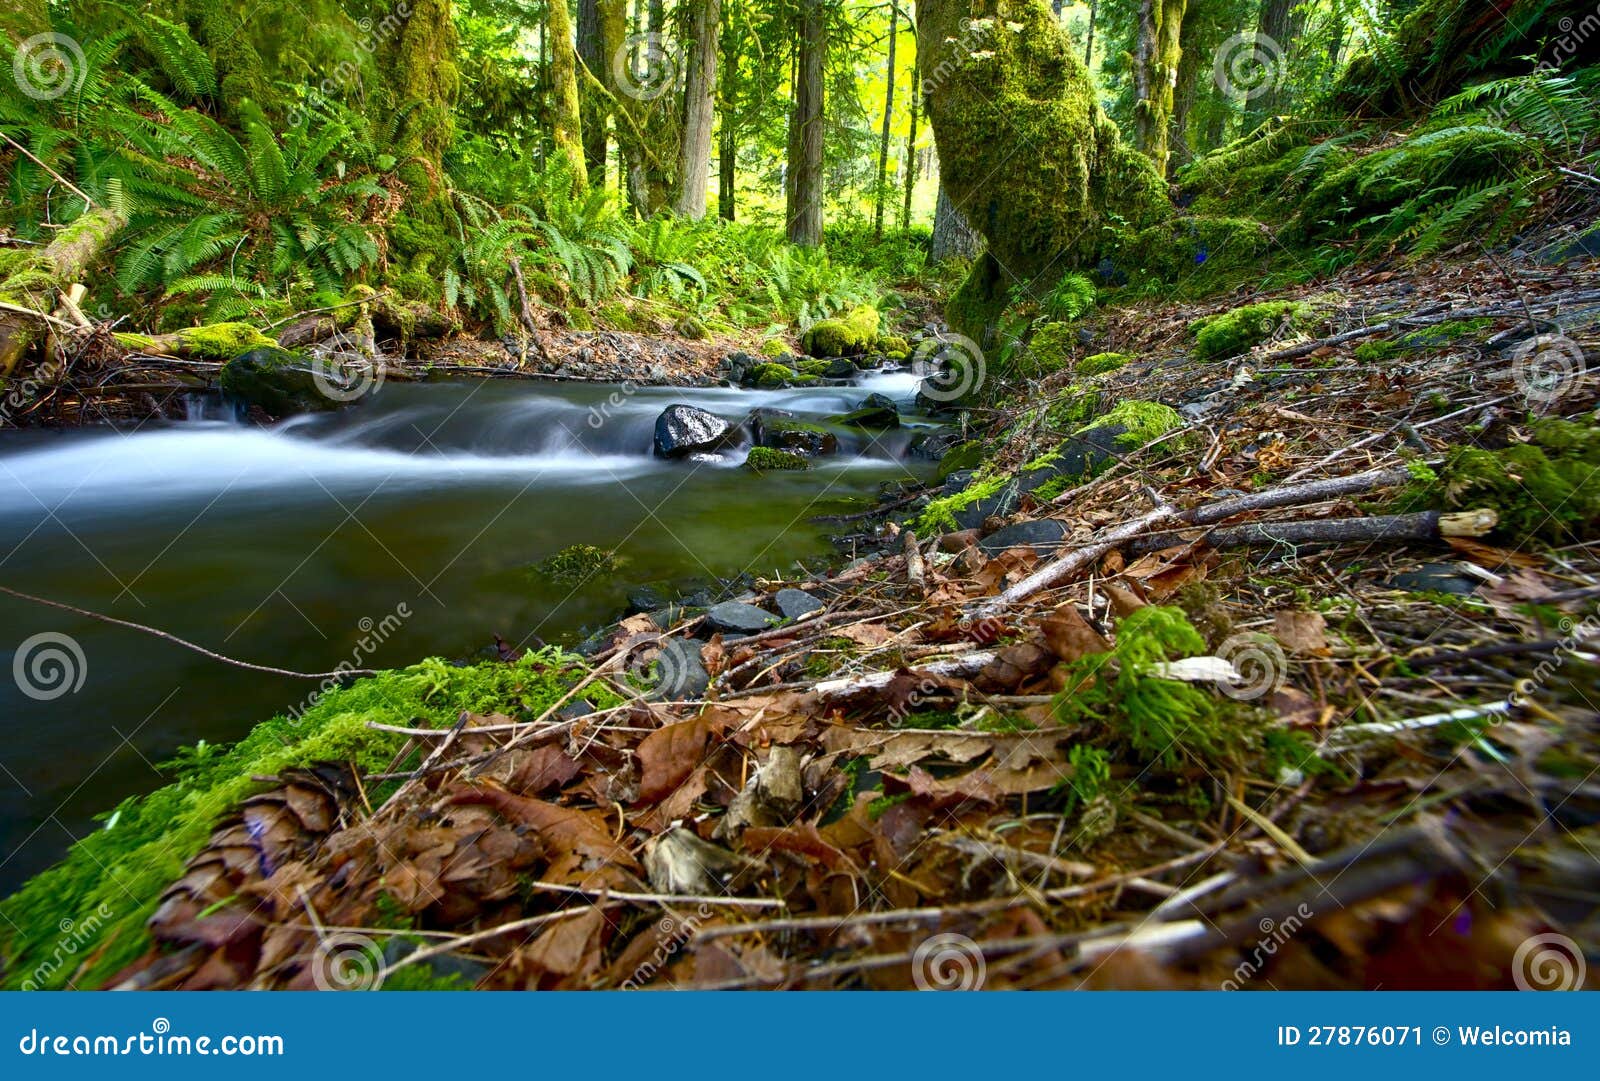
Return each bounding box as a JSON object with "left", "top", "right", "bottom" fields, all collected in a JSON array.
[
  {"left": 903, "top": 529, "right": 927, "bottom": 596},
  {"left": 1135, "top": 508, "right": 1498, "bottom": 554},
  {"left": 974, "top": 465, "right": 1422, "bottom": 617},
  {"left": 813, "top": 649, "right": 1000, "bottom": 701}
]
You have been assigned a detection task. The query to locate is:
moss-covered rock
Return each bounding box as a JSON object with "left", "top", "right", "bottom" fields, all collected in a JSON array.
[
  {"left": 749, "top": 362, "right": 799, "bottom": 389},
  {"left": 1079, "top": 399, "right": 1189, "bottom": 450},
  {"left": 219, "top": 347, "right": 341, "bottom": 416},
  {"left": 874, "top": 334, "right": 911, "bottom": 359},
  {"left": 1077, "top": 351, "right": 1131, "bottom": 376},
  {"left": 1190, "top": 301, "right": 1311, "bottom": 360},
  {"left": 802, "top": 305, "right": 881, "bottom": 357},
  {"left": 750, "top": 412, "right": 839, "bottom": 456},
  {"left": 1019, "top": 322, "right": 1077, "bottom": 379},
  {"left": 745, "top": 446, "right": 810, "bottom": 472}
]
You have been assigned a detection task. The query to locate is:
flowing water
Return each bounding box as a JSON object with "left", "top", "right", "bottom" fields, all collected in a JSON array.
[{"left": 0, "top": 372, "right": 935, "bottom": 891}]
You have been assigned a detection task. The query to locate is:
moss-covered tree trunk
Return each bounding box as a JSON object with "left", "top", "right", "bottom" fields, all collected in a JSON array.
[
  {"left": 787, "top": 0, "right": 826, "bottom": 247},
  {"left": 673, "top": 0, "right": 719, "bottom": 218},
  {"left": 548, "top": 0, "right": 589, "bottom": 191},
  {"left": 915, "top": 0, "right": 1168, "bottom": 336},
  {"left": 577, "top": 0, "right": 610, "bottom": 179},
  {"left": 1132, "top": 0, "right": 1187, "bottom": 175},
  {"left": 0, "top": 207, "right": 126, "bottom": 377},
  {"left": 1, "top": 0, "right": 48, "bottom": 41},
  {"left": 930, "top": 185, "right": 980, "bottom": 263}
]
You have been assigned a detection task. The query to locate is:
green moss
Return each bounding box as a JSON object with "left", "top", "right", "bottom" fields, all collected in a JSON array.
[
  {"left": 567, "top": 308, "right": 595, "bottom": 331},
  {"left": 1398, "top": 317, "right": 1494, "bottom": 349},
  {"left": 1077, "top": 351, "right": 1130, "bottom": 376},
  {"left": 1078, "top": 399, "right": 1187, "bottom": 449},
  {"left": 918, "top": 472, "right": 1011, "bottom": 535},
  {"left": 1044, "top": 384, "right": 1106, "bottom": 430},
  {"left": 874, "top": 334, "right": 910, "bottom": 358},
  {"left": 1392, "top": 418, "right": 1600, "bottom": 544},
  {"left": 1353, "top": 339, "right": 1401, "bottom": 364},
  {"left": 759, "top": 337, "right": 791, "bottom": 357},
  {"left": 0, "top": 652, "right": 611, "bottom": 990},
  {"left": 802, "top": 305, "right": 881, "bottom": 357},
  {"left": 531, "top": 543, "right": 615, "bottom": 585},
  {"left": 1108, "top": 215, "right": 1276, "bottom": 290},
  {"left": 1019, "top": 322, "right": 1076, "bottom": 378},
  {"left": 936, "top": 440, "right": 986, "bottom": 480},
  {"left": 745, "top": 446, "right": 810, "bottom": 472},
  {"left": 750, "top": 362, "right": 797, "bottom": 388},
  {"left": 171, "top": 322, "right": 276, "bottom": 359},
  {"left": 1190, "top": 301, "right": 1312, "bottom": 360}
]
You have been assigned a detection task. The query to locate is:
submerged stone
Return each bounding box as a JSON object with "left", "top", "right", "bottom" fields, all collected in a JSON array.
[{"left": 219, "top": 348, "right": 342, "bottom": 417}]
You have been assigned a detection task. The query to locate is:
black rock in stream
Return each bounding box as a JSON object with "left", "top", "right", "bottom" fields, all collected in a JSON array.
[
  {"left": 219, "top": 348, "right": 343, "bottom": 416},
  {"left": 831, "top": 392, "right": 901, "bottom": 430},
  {"left": 653, "top": 404, "right": 736, "bottom": 458}
]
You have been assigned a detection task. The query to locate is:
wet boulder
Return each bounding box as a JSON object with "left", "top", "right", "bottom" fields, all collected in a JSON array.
[
  {"left": 830, "top": 392, "right": 900, "bottom": 429},
  {"left": 705, "top": 601, "right": 782, "bottom": 635},
  {"left": 219, "top": 348, "right": 342, "bottom": 416},
  {"left": 748, "top": 409, "right": 839, "bottom": 456},
  {"left": 654, "top": 404, "right": 735, "bottom": 458},
  {"left": 773, "top": 588, "right": 825, "bottom": 620}
]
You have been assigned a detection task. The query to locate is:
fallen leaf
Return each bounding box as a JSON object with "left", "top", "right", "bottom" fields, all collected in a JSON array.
[
  {"left": 1274, "top": 610, "right": 1330, "bottom": 657},
  {"left": 1041, "top": 603, "right": 1109, "bottom": 661}
]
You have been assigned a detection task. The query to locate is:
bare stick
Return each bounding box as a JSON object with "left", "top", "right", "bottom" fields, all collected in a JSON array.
[{"left": 0, "top": 584, "right": 376, "bottom": 680}]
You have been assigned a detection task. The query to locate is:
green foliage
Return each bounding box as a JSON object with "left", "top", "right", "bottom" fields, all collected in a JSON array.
[
  {"left": 1393, "top": 418, "right": 1600, "bottom": 544},
  {"left": 1061, "top": 744, "right": 1112, "bottom": 814},
  {"left": 1040, "top": 273, "right": 1097, "bottom": 322},
  {"left": 917, "top": 473, "right": 1010, "bottom": 535},
  {"left": 1190, "top": 301, "right": 1311, "bottom": 360},
  {"left": 0, "top": 652, "right": 610, "bottom": 990},
  {"left": 1079, "top": 400, "right": 1187, "bottom": 449},
  {"left": 801, "top": 304, "right": 881, "bottom": 357},
  {"left": 1077, "top": 352, "right": 1131, "bottom": 376},
  {"left": 1018, "top": 322, "right": 1076, "bottom": 379},
  {"left": 1052, "top": 607, "right": 1230, "bottom": 766}
]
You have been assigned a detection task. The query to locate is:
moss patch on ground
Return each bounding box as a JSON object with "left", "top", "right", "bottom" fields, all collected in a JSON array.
[
  {"left": 1190, "top": 301, "right": 1312, "bottom": 360},
  {"left": 0, "top": 652, "right": 611, "bottom": 990},
  {"left": 1077, "top": 351, "right": 1131, "bottom": 376},
  {"left": 1078, "top": 399, "right": 1188, "bottom": 449}
]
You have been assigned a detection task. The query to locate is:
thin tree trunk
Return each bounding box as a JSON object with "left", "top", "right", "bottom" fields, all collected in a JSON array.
[
  {"left": 929, "top": 185, "right": 979, "bottom": 263},
  {"left": 1132, "top": 0, "right": 1186, "bottom": 175},
  {"left": 577, "top": 0, "right": 608, "bottom": 179},
  {"left": 718, "top": 0, "right": 738, "bottom": 220},
  {"left": 1084, "top": 0, "right": 1097, "bottom": 66},
  {"left": 901, "top": 58, "right": 919, "bottom": 231},
  {"left": 673, "top": 0, "right": 719, "bottom": 217},
  {"left": 548, "top": 0, "right": 589, "bottom": 190},
  {"left": 1251, "top": 0, "right": 1300, "bottom": 122},
  {"left": 787, "top": 0, "right": 825, "bottom": 247},
  {"left": 873, "top": 3, "right": 898, "bottom": 238}
]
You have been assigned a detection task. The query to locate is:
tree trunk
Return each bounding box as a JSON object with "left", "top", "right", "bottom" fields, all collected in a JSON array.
[
  {"left": 548, "top": 0, "right": 589, "bottom": 190},
  {"left": 1249, "top": 0, "right": 1300, "bottom": 122},
  {"left": 901, "top": 57, "right": 919, "bottom": 231},
  {"left": 1132, "top": 0, "right": 1186, "bottom": 175},
  {"left": 873, "top": 3, "right": 898, "bottom": 238},
  {"left": 718, "top": 0, "right": 738, "bottom": 220},
  {"left": 929, "top": 185, "right": 979, "bottom": 263},
  {"left": 577, "top": 0, "right": 609, "bottom": 179},
  {"left": 786, "top": 0, "right": 825, "bottom": 248},
  {"left": 673, "top": 0, "right": 719, "bottom": 218},
  {"left": 1084, "top": 0, "right": 1097, "bottom": 66}
]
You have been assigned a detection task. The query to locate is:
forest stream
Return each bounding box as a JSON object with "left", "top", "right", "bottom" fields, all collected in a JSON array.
[{"left": 0, "top": 370, "right": 933, "bottom": 891}]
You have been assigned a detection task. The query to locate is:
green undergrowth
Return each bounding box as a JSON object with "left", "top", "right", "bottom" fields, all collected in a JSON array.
[
  {"left": 917, "top": 472, "right": 1011, "bottom": 535},
  {"left": 1077, "top": 352, "right": 1131, "bottom": 376},
  {"left": 1080, "top": 400, "right": 1189, "bottom": 450},
  {"left": 1190, "top": 301, "right": 1313, "bottom": 360},
  {"left": 1393, "top": 418, "right": 1600, "bottom": 544},
  {"left": 801, "top": 304, "right": 880, "bottom": 357},
  {"left": 0, "top": 652, "right": 612, "bottom": 990}
]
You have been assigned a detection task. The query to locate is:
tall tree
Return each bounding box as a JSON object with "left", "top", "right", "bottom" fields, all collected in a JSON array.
[
  {"left": 787, "top": 0, "right": 826, "bottom": 247},
  {"left": 930, "top": 185, "right": 980, "bottom": 262},
  {"left": 548, "top": 0, "right": 589, "bottom": 190},
  {"left": 717, "top": 0, "right": 739, "bottom": 221},
  {"left": 901, "top": 57, "right": 920, "bottom": 231},
  {"left": 1131, "top": 0, "right": 1187, "bottom": 174},
  {"left": 673, "top": 0, "right": 720, "bottom": 217},
  {"left": 1084, "top": 0, "right": 1098, "bottom": 66},
  {"left": 873, "top": 2, "right": 900, "bottom": 237},
  {"left": 577, "top": 0, "right": 609, "bottom": 178},
  {"left": 1248, "top": 0, "right": 1301, "bottom": 122}
]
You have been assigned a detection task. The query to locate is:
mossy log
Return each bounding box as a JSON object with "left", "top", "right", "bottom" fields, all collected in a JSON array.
[{"left": 0, "top": 207, "right": 127, "bottom": 376}]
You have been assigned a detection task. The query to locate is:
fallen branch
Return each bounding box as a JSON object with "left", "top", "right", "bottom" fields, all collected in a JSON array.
[{"left": 1129, "top": 507, "right": 1498, "bottom": 555}]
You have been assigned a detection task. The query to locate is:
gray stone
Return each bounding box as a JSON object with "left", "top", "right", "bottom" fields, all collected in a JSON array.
[
  {"left": 656, "top": 636, "right": 710, "bottom": 698},
  {"left": 1388, "top": 564, "right": 1479, "bottom": 597},
  {"left": 773, "top": 588, "right": 825, "bottom": 620},
  {"left": 705, "top": 601, "right": 782, "bottom": 634},
  {"left": 979, "top": 518, "right": 1070, "bottom": 556},
  {"left": 653, "top": 404, "right": 734, "bottom": 458}
]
